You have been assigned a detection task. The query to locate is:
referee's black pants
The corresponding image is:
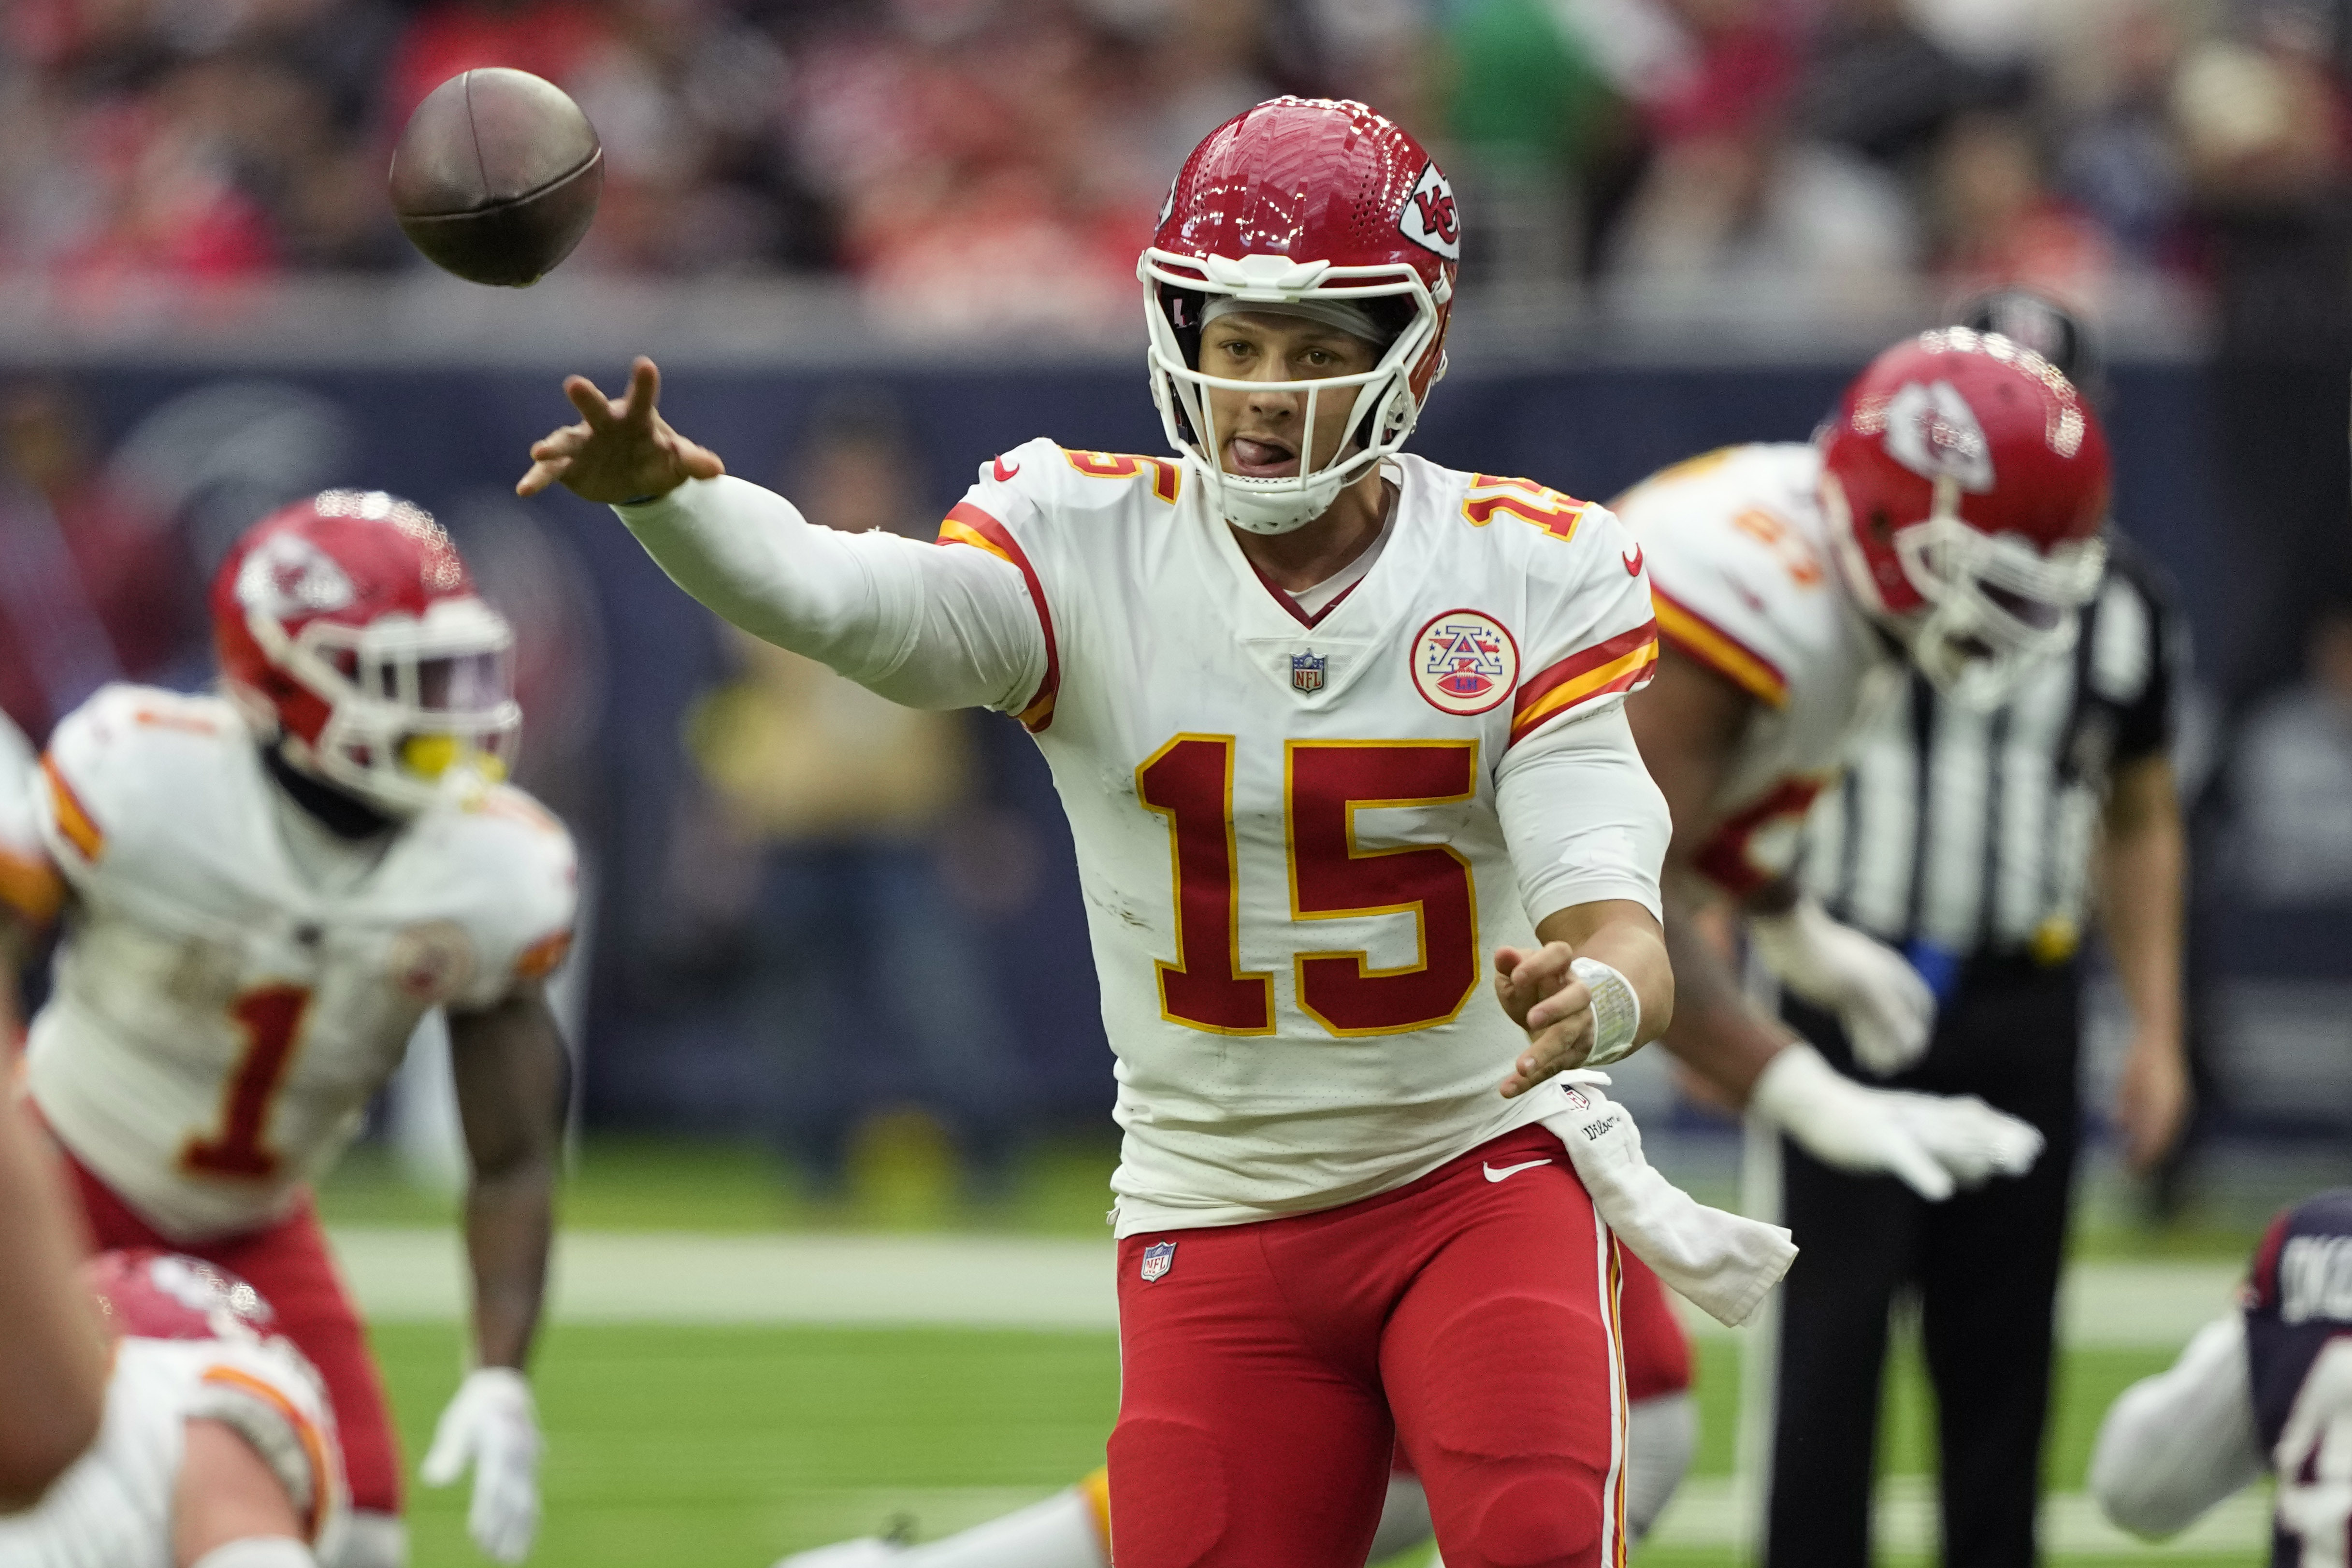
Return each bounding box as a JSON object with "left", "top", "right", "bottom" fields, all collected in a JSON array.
[{"left": 1765, "top": 955, "right": 2081, "bottom": 1568}]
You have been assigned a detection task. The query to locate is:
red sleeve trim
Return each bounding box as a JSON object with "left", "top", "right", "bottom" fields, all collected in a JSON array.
[
  {"left": 935, "top": 500, "right": 1061, "bottom": 732},
  {"left": 1507, "top": 619, "right": 1660, "bottom": 747}
]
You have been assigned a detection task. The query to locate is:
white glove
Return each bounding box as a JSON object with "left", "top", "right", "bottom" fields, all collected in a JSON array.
[
  {"left": 1748, "top": 1042, "right": 2043, "bottom": 1202},
  {"left": 422, "top": 1367, "right": 541, "bottom": 1563},
  {"left": 1748, "top": 897, "right": 1936, "bottom": 1077}
]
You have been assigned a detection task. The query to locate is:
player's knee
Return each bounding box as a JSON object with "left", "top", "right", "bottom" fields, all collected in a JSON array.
[
  {"left": 1104, "top": 1417, "right": 1226, "bottom": 1568},
  {"left": 323, "top": 1510, "right": 407, "bottom": 1568},
  {"left": 1453, "top": 1473, "right": 1603, "bottom": 1568}
]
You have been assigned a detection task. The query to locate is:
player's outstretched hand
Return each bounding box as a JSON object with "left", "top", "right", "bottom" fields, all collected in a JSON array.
[
  {"left": 1492, "top": 940, "right": 1596, "bottom": 1098},
  {"left": 515, "top": 355, "right": 724, "bottom": 503}
]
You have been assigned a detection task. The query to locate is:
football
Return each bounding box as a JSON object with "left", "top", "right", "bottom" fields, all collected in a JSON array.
[{"left": 389, "top": 67, "right": 602, "bottom": 287}]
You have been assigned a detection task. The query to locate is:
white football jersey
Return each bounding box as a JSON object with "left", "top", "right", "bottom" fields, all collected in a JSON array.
[
  {"left": 0, "top": 1334, "right": 345, "bottom": 1568},
  {"left": 944, "top": 442, "right": 1661, "bottom": 1235},
  {"left": 26, "top": 685, "right": 577, "bottom": 1239},
  {"left": 1612, "top": 443, "right": 1901, "bottom": 896}
]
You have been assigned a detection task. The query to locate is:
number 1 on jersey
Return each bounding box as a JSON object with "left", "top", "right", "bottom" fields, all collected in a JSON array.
[
  {"left": 1138, "top": 736, "right": 1275, "bottom": 1035},
  {"left": 183, "top": 984, "right": 313, "bottom": 1180}
]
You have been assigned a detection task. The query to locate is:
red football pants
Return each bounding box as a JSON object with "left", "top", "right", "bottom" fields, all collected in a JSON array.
[
  {"left": 1109, "top": 1125, "right": 1627, "bottom": 1568},
  {"left": 1617, "top": 1252, "right": 1693, "bottom": 1405},
  {"left": 63, "top": 1154, "right": 404, "bottom": 1514}
]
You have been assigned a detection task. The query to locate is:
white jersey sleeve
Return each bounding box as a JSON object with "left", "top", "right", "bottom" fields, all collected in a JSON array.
[
  {"left": 2089, "top": 1312, "right": 2265, "bottom": 1539},
  {"left": 410, "top": 786, "right": 581, "bottom": 1013},
  {"left": 616, "top": 473, "right": 1046, "bottom": 714},
  {"left": 0, "top": 1336, "right": 344, "bottom": 1567},
  {"left": 1617, "top": 444, "right": 1826, "bottom": 711},
  {"left": 1613, "top": 444, "right": 1893, "bottom": 895}
]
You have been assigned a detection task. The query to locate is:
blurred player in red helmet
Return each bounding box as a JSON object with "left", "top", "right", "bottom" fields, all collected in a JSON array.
[
  {"left": 1612, "top": 327, "right": 2113, "bottom": 1561},
  {"left": 0, "top": 1249, "right": 345, "bottom": 1567},
  {"left": 1614, "top": 327, "right": 2108, "bottom": 1175},
  {"left": 524, "top": 96, "right": 1811, "bottom": 1568},
  {"left": 19, "top": 492, "right": 578, "bottom": 1568}
]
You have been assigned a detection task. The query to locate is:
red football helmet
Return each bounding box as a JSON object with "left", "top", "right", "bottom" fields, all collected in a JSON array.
[
  {"left": 1140, "top": 97, "right": 1457, "bottom": 534},
  {"left": 86, "top": 1249, "right": 274, "bottom": 1342},
  {"left": 212, "top": 490, "right": 519, "bottom": 815},
  {"left": 1818, "top": 328, "right": 2111, "bottom": 705}
]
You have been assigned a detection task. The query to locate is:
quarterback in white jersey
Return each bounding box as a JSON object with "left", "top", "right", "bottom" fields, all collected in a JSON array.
[
  {"left": 20, "top": 493, "right": 577, "bottom": 1568},
  {"left": 1615, "top": 330, "right": 2113, "bottom": 1193},
  {"left": 517, "top": 98, "right": 1763, "bottom": 1568},
  {"left": 1, "top": 1250, "right": 346, "bottom": 1568}
]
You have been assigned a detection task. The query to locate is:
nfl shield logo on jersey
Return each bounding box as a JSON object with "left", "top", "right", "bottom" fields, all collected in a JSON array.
[
  {"left": 1291, "top": 651, "right": 1327, "bottom": 694},
  {"left": 1140, "top": 1241, "right": 1176, "bottom": 1283}
]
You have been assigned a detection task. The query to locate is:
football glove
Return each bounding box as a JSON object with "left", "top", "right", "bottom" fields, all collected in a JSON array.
[
  {"left": 1749, "top": 1042, "right": 2042, "bottom": 1201},
  {"left": 1748, "top": 897, "right": 1937, "bottom": 1077},
  {"left": 422, "top": 1367, "right": 540, "bottom": 1563}
]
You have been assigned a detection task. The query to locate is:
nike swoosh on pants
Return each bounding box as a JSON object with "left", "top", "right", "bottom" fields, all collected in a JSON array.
[{"left": 1483, "top": 1158, "right": 1553, "bottom": 1183}]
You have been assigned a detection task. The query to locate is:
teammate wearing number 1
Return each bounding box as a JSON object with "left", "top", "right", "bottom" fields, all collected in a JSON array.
[
  {"left": 524, "top": 98, "right": 1692, "bottom": 1568},
  {"left": 20, "top": 493, "right": 577, "bottom": 1568}
]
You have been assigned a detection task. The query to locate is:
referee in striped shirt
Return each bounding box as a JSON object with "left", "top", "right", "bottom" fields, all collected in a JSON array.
[{"left": 1766, "top": 292, "right": 2192, "bottom": 1568}]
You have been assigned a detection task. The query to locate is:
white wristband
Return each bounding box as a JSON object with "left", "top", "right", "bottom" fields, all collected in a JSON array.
[
  {"left": 1570, "top": 956, "right": 1641, "bottom": 1067},
  {"left": 191, "top": 1539, "right": 317, "bottom": 1568}
]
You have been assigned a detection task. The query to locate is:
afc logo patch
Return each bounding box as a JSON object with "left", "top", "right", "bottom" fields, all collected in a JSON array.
[
  {"left": 1140, "top": 1240, "right": 1176, "bottom": 1283},
  {"left": 1398, "top": 160, "right": 1460, "bottom": 260},
  {"left": 1411, "top": 609, "right": 1518, "bottom": 716},
  {"left": 1291, "top": 650, "right": 1327, "bottom": 694}
]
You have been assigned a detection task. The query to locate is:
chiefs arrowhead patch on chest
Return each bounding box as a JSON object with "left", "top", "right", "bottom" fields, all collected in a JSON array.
[{"left": 1411, "top": 610, "right": 1518, "bottom": 716}]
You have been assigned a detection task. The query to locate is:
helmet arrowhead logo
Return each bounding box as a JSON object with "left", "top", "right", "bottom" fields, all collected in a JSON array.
[
  {"left": 1398, "top": 161, "right": 1460, "bottom": 260},
  {"left": 236, "top": 533, "right": 356, "bottom": 619},
  {"left": 1880, "top": 380, "right": 1995, "bottom": 493}
]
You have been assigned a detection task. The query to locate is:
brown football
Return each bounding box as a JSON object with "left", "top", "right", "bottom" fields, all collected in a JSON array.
[{"left": 389, "top": 68, "right": 602, "bottom": 287}]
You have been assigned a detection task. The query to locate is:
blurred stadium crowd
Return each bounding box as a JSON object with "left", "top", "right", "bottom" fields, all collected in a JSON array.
[{"left": 5, "top": 0, "right": 2352, "bottom": 324}]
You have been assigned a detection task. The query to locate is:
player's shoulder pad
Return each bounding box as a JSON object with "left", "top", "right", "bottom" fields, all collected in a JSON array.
[
  {"left": 1612, "top": 443, "right": 1833, "bottom": 710},
  {"left": 957, "top": 437, "right": 1185, "bottom": 532},
  {"left": 39, "top": 685, "right": 248, "bottom": 871},
  {"left": 2247, "top": 1188, "right": 2352, "bottom": 1325},
  {"left": 438, "top": 781, "right": 578, "bottom": 934}
]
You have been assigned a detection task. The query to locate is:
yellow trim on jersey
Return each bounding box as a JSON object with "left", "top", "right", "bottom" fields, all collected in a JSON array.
[
  {"left": 938, "top": 517, "right": 1016, "bottom": 568},
  {"left": 1509, "top": 639, "right": 1660, "bottom": 744},
  {"left": 41, "top": 754, "right": 103, "bottom": 862},
  {"left": 1651, "top": 590, "right": 1789, "bottom": 708}
]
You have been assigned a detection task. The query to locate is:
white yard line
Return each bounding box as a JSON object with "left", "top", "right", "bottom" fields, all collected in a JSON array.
[
  {"left": 331, "top": 1227, "right": 2241, "bottom": 1346},
  {"left": 1645, "top": 1477, "right": 2268, "bottom": 1555}
]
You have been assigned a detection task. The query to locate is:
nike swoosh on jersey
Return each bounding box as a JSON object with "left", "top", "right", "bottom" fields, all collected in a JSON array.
[
  {"left": 993, "top": 456, "right": 1020, "bottom": 482},
  {"left": 1483, "top": 1158, "right": 1553, "bottom": 1182},
  {"left": 1623, "top": 545, "right": 1645, "bottom": 576}
]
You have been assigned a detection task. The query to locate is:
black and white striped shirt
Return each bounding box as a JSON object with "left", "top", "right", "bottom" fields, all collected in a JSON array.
[{"left": 1799, "top": 542, "right": 2181, "bottom": 964}]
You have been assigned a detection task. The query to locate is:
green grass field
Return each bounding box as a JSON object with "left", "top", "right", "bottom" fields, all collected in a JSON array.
[{"left": 332, "top": 1132, "right": 2275, "bottom": 1568}]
